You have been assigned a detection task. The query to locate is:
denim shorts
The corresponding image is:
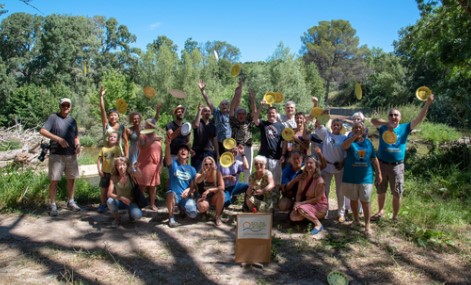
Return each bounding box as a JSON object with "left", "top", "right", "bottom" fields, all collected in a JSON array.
[{"left": 167, "top": 191, "right": 198, "bottom": 218}]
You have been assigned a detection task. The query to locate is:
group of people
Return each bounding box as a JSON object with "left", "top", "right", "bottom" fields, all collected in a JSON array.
[{"left": 40, "top": 79, "right": 434, "bottom": 235}]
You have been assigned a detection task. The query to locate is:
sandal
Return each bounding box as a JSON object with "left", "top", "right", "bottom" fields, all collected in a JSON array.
[
  {"left": 371, "top": 213, "right": 383, "bottom": 221},
  {"left": 392, "top": 217, "right": 399, "bottom": 224}
]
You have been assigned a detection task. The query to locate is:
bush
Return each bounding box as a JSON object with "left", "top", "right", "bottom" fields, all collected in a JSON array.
[{"left": 80, "top": 135, "right": 96, "bottom": 147}]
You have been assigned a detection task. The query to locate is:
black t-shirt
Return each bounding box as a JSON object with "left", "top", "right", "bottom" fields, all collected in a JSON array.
[
  {"left": 43, "top": 113, "right": 78, "bottom": 155},
  {"left": 193, "top": 119, "right": 216, "bottom": 151},
  {"left": 166, "top": 121, "right": 190, "bottom": 155},
  {"left": 258, "top": 120, "right": 284, "bottom": 159}
]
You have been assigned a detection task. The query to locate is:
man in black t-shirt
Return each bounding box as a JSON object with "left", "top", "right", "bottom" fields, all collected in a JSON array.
[
  {"left": 191, "top": 103, "right": 217, "bottom": 171},
  {"left": 166, "top": 105, "right": 190, "bottom": 160},
  {"left": 253, "top": 103, "right": 285, "bottom": 188},
  {"left": 40, "top": 98, "right": 81, "bottom": 216}
]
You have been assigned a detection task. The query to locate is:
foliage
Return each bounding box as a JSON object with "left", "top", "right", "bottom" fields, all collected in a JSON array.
[
  {"left": 0, "top": 139, "right": 22, "bottom": 151},
  {"left": 301, "top": 20, "right": 368, "bottom": 104},
  {"left": 395, "top": 0, "right": 471, "bottom": 128}
]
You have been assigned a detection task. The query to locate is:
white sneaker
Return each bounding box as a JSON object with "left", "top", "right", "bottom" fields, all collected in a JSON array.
[
  {"left": 49, "top": 204, "right": 58, "bottom": 216},
  {"left": 67, "top": 200, "right": 81, "bottom": 211}
]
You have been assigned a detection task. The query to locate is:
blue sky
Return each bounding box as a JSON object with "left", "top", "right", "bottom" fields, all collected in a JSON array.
[{"left": 1, "top": 0, "right": 421, "bottom": 62}]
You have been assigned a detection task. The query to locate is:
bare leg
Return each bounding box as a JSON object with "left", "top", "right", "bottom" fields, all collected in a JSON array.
[
  {"left": 361, "top": 201, "right": 371, "bottom": 233},
  {"left": 350, "top": 200, "right": 359, "bottom": 222},
  {"left": 49, "top": 180, "right": 59, "bottom": 204},
  {"left": 148, "top": 186, "right": 157, "bottom": 211},
  {"left": 66, "top": 178, "right": 75, "bottom": 201},
  {"left": 298, "top": 208, "right": 323, "bottom": 229},
  {"left": 166, "top": 192, "right": 175, "bottom": 220},
  {"left": 392, "top": 195, "right": 400, "bottom": 221},
  {"left": 374, "top": 193, "right": 386, "bottom": 217}
]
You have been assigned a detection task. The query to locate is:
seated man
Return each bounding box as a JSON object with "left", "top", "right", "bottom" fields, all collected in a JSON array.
[
  {"left": 218, "top": 144, "right": 249, "bottom": 207},
  {"left": 278, "top": 151, "right": 304, "bottom": 212},
  {"left": 164, "top": 137, "right": 197, "bottom": 228}
]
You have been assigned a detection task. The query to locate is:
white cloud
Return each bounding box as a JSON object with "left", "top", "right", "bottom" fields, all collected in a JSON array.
[{"left": 149, "top": 22, "right": 161, "bottom": 31}]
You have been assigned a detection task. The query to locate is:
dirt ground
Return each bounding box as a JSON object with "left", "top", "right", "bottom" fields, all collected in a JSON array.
[{"left": 0, "top": 200, "right": 470, "bottom": 285}]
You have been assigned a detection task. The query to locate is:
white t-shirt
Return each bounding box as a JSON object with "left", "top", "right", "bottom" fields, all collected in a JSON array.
[{"left": 316, "top": 126, "right": 347, "bottom": 173}]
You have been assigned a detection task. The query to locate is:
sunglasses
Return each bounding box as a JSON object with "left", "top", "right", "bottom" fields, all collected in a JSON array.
[
  {"left": 389, "top": 113, "right": 399, "bottom": 117},
  {"left": 254, "top": 162, "right": 264, "bottom": 166},
  {"left": 61, "top": 104, "right": 71, "bottom": 108},
  {"left": 204, "top": 163, "right": 212, "bottom": 166}
]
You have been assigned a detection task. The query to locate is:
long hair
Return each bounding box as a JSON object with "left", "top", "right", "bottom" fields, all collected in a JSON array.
[
  {"left": 111, "top": 157, "right": 131, "bottom": 176},
  {"left": 200, "top": 156, "right": 217, "bottom": 184}
]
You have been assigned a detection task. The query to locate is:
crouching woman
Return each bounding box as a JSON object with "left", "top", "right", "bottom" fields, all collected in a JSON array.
[
  {"left": 289, "top": 155, "right": 328, "bottom": 235},
  {"left": 107, "top": 157, "right": 143, "bottom": 227}
]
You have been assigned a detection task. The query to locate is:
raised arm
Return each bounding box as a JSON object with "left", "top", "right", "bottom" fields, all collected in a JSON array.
[
  {"left": 411, "top": 94, "right": 434, "bottom": 130},
  {"left": 193, "top": 103, "right": 203, "bottom": 129},
  {"left": 198, "top": 79, "right": 215, "bottom": 111},
  {"left": 370, "top": 117, "right": 388, "bottom": 128},
  {"left": 99, "top": 86, "right": 108, "bottom": 130},
  {"left": 252, "top": 100, "right": 265, "bottom": 127},
  {"left": 164, "top": 137, "right": 172, "bottom": 167},
  {"left": 154, "top": 103, "right": 162, "bottom": 122},
  {"left": 230, "top": 79, "right": 243, "bottom": 116}
]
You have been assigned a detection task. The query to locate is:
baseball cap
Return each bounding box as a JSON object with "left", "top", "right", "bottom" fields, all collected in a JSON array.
[
  {"left": 60, "top": 98, "right": 72, "bottom": 105},
  {"left": 177, "top": 144, "right": 190, "bottom": 151}
]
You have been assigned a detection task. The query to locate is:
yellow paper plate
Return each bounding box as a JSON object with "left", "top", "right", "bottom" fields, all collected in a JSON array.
[
  {"left": 355, "top": 82, "right": 362, "bottom": 100},
  {"left": 223, "top": 138, "right": 237, "bottom": 150},
  {"left": 231, "top": 64, "right": 241, "bottom": 77},
  {"left": 169, "top": 89, "right": 187, "bottom": 99},
  {"left": 263, "top": 93, "right": 275, "bottom": 105},
  {"left": 282, "top": 128, "right": 295, "bottom": 141},
  {"left": 416, "top": 86, "right": 432, "bottom": 101},
  {"left": 219, "top": 152, "right": 235, "bottom": 168},
  {"left": 382, "top": 130, "right": 397, "bottom": 144},
  {"left": 317, "top": 114, "right": 330, "bottom": 125},
  {"left": 273, "top": 92, "right": 283, "bottom": 103},
  {"left": 115, "top": 98, "right": 128, "bottom": 114},
  {"left": 140, "top": 129, "right": 156, "bottom": 135},
  {"left": 327, "top": 271, "right": 349, "bottom": 285},
  {"left": 143, "top": 86, "right": 156, "bottom": 99},
  {"left": 310, "top": 107, "right": 324, "bottom": 118}
]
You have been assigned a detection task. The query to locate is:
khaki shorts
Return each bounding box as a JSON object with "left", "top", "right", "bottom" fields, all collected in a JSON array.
[
  {"left": 342, "top": 183, "right": 372, "bottom": 202},
  {"left": 377, "top": 161, "right": 405, "bottom": 197},
  {"left": 48, "top": 154, "right": 79, "bottom": 181}
]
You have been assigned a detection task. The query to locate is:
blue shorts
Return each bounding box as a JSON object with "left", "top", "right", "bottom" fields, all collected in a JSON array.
[{"left": 167, "top": 191, "right": 198, "bottom": 218}]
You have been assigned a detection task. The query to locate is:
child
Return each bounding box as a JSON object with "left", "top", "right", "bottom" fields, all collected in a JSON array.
[{"left": 97, "top": 132, "right": 122, "bottom": 213}]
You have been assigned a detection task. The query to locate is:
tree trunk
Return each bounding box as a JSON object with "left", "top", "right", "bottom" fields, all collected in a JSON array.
[{"left": 324, "top": 78, "right": 331, "bottom": 105}]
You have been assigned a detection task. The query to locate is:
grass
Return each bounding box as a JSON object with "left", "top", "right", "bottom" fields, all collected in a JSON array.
[{"left": 0, "top": 139, "right": 22, "bottom": 151}]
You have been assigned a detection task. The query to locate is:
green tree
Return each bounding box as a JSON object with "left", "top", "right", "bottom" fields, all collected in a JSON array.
[
  {"left": 301, "top": 20, "right": 367, "bottom": 104},
  {"left": 395, "top": 0, "right": 471, "bottom": 127}
]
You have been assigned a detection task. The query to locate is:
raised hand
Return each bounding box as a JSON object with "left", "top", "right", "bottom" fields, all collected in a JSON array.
[
  {"left": 99, "top": 86, "right": 106, "bottom": 97},
  {"left": 198, "top": 79, "right": 206, "bottom": 91}
]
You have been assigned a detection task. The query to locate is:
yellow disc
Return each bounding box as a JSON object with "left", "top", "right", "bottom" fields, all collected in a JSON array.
[
  {"left": 317, "top": 114, "right": 330, "bottom": 125},
  {"left": 282, "top": 128, "right": 295, "bottom": 141},
  {"left": 143, "top": 86, "right": 156, "bottom": 99},
  {"left": 223, "top": 138, "right": 237, "bottom": 150},
  {"left": 231, "top": 64, "right": 241, "bottom": 77},
  {"left": 310, "top": 107, "right": 324, "bottom": 118},
  {"left": 219, "top": 152, "right": 235, "bottom": 168},
  {"left": 415, "top": 86, "right": 432, "bottom": 101},
  {"left": 273, "top": 92, "right": 283, "bottom": 103},
  {"left": 263, "top": 93, "right": 275, "bottom": 105},
  {"left": 382, "top": 130, "right": 397, "bottom": 144},
  {"left": 327, "top": 271, "right": 349, "bottom": 285},
  {"left": 115, "top": 98, "right": 128, "bottom": 114},
  {"left": 355, "top": 82, "right": 362, "bottom": 100}
]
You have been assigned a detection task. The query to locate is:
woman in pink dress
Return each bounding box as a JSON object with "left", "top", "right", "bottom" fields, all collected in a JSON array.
[
  {"left": 289, "top": 155, "right": 328, "bottom": 235},
  {"left": 136, "top": 119, "right": 162, "bottom": 211}
]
